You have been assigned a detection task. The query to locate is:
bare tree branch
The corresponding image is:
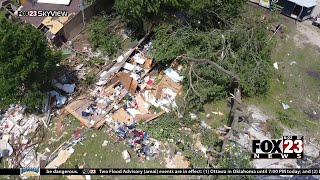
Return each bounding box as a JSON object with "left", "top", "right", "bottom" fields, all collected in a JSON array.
[{"left": 181, "top": 56, "right": 240, "bottom": 82}]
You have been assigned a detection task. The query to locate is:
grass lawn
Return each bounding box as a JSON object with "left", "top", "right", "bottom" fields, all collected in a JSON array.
[
  {"left": 245, "top": 19, "right": 320, "bottom": 135},
  {"left": 202, "top": 100, "right": 230, "bottom": 129},
  {"left": 39, "top": 115, "right": 171, "bottom": 180}
]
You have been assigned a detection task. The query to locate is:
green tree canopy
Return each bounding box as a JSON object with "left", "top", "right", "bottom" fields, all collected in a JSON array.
[
  {"left": 184, "top": 0, "right": 247, "bottom": 28},
  {"left": 114, "top": 0, "right": 247, "bottom": 31},
  {"left": 152, "top": 12, "right": 274, "bottom": 112},
  {"left": 114, "top": 0, "right": 184, "bottom": 29},
  {"left": 0, "top": 19, "right": 61, "bottom": 108},
  {"left": 88, "top": 15, "right": 122, "bottom": 58}
]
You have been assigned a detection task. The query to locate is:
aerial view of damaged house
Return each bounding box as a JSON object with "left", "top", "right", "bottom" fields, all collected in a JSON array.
[{"left": 0, "top": 0, "right": 189, "bottom": 169}]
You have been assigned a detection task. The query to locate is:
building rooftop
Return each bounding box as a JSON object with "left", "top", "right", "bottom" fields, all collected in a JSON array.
[
  {"left": 19, "top": 0, "right": 81, "bottom": 27},
  {"left": 288, "top": 0, "right": 316, "bottom": 8}
]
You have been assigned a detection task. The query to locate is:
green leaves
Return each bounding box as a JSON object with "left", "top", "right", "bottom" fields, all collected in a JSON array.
[
  {"left": 152, "top": 13, "right": 273, "bottom": 111},
  {"left": 114, "top": 0, "right": 183, "bottom": 30},
  {"left": 88, "top": 15, "right": 122, "bottom": 58},
  {"left": 0, "top": 19, "right": 61, "bottom": 108}
]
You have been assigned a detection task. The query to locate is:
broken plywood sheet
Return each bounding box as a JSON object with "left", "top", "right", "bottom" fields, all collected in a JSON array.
[
  {"left": 96, "top": 47, "right": 137, "bottom": 85},
  {"left": 129, "top": 80, "right": 138, "bottom": 93},
  {"left": 46, "top": 148, "right": 74, "bottom": 168},
  {"left": 116, "top": 72, "right": 133, "bottom": 91},
  {"left": 112, "top": 108, "right": 132, "bottom": 123},
  {"left": 135, "top": 111, "right": 165, "bottom": 122},
  {"left": 100, "top": 79, "right": 120, "bottom": 97},
  {"left": 135, "top": 94, "right": 150, "bottom": 114},
  {"left": 65, "top": 97, "right": 106, "bottom": 128},
  {"left": 155, "top": 76, "right": 182, "bottom": 99},
  {"left": 144, "top": 58, "right": 152, "bottom": 68}
]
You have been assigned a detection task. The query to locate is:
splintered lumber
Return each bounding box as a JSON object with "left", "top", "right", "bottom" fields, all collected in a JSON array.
[
  {"left": 135, "top": 111, "right": 165, "bottom": 123},
  {"left": 93, "top": 91, "right": 126, "bottom": 129},
  {"left": 46, "top": 148, "right": 73, "bottom": 168}
]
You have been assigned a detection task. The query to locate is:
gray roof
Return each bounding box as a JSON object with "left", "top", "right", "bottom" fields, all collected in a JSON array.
[{"left": 288, "top": 0, "right": 316, "bottom": 8}]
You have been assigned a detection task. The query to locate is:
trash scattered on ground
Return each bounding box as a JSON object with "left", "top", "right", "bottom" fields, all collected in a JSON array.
[
  {"left": 122, "top": 150, "right": 131, "bottom": 163},
  {"left": 46, "top": 147, "right": 75, "bottom": 168},
  {"left": 190, "top": 113, "right": 198, "bottom": 120},
  {"left": 290, "top": 61, "right": 297, "bottom": 65},
  {"left": 273, "top": 62, "right": 279, "bottom": 70},
  {"left": 102, "top": 140, "right": 108, "bottom": 147},
  {"left": 201, "top": 121, "right": 212, "bottom": 130},
  {"left": 0, "top": 37, "right": 188, "bottom": 170},
  {"left": 212, "top": 111, "right": 224, "bottom": 116},
  {"left": 282, "top": 103, "right": 290, "bottom": 110},
  {"left": 164, "top": 68, "right": 184, "bottom": 82},
  {"left": 165, "top": 154, "right": 190, "bottom": 168}
]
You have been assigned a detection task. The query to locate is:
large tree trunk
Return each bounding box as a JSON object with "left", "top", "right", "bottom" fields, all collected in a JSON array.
[{"left": 182, "top": 56, "right": 243, "bottom": 153}]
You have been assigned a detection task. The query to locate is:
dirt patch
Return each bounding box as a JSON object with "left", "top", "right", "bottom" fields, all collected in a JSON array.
[
  {"left": 303, "top": 108, "right": 320, "bottom": 121},
  {"left": 71, "top": 31, "right": 90, "bottom": 52},
  {"left": 294, "top": 21, "right": 320, "bottom": 48},
  {"left": 306, "top": 69, "right": 320, "bottom": 79}
]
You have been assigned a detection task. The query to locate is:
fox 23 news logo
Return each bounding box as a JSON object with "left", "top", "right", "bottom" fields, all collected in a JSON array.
[{"left": 252, "top": 136, "right": 303, "bottom": 159}]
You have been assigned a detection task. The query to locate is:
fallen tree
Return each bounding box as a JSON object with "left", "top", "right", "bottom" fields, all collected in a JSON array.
[{"left": 178, "top": 55, "right": 245, "bottom": 152}]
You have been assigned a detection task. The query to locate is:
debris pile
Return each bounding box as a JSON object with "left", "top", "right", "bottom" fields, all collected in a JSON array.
[
  {"left": 66, "top": 36, "right": 183, "bottom": 129},
  {"left": 64, "top": 37, "right": 184, "bottom": 161},
  {"left": 0, "top": 105, "right": 45, "bottom": 168}
]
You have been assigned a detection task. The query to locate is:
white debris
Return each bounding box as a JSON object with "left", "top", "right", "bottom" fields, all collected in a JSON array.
[
  {"left": 126, "top": 108, "right": 141, "bottom": 117},
  {"left": 117, "top": 55, "right": 124, "bottom": 63},
  {"left": 123, "top": 63, "right": 136, "bottom": 71},
  {"left": 75, "top": 63, "right": 84, "bottom": 70},
  {"left": 132, "top": 53, "right": 146, "bottom": 64},
  {"left": 102, "top": 141, "right": 108, "bottom": 147},
  {"left": 68, "top": 147, "right": 75, "bottom": 153},
  {"left": 212, "top": 111, "right": 224, "bottom": 116},
  {"left": 0, "top": 139, "right": 13, "bottom": 157},
  {"left": 122, "top": 150, "right": 131, "bottom": 163},
  {"left": 52, "top": 79, "right": 76, "bottom": 94},
  {"left": 201, "top": 121, "right": 212, "bottom": 130},
  {"left": 273, "top": 62, "right": 279, "bottom": 70},
  {"left": 189, "top": 113, "right": 198, "bottom": 120},
  {"left": 85, "top": 175, "right": 91, "bottom": 180},
  {"left": 200, "top": 147, "right": 207, "bottom": 154},
  {"left": 289, "top": 61, "right": 297, "bottom": 65},
  {"left": 206, "top": 114, "right": 210, "bottom": 118},
  {"left": 164, "top": 68, "right": 183, "bottom": 82},
  {"left": 282, "top": 103, "right": 290, "bottom": 110}
]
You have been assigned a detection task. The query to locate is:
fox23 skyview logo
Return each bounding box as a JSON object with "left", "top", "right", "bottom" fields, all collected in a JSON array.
[
  {"left": 20, "top": 168, "right": 40, "bottom": 177},
  {"left": 252, "top": 136, "right": 303, "bottom": 159}
]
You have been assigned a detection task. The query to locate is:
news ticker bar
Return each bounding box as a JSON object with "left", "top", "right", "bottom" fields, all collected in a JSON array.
[{"left": 0, "top": 168, "right": 319, "bottom": 175}]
